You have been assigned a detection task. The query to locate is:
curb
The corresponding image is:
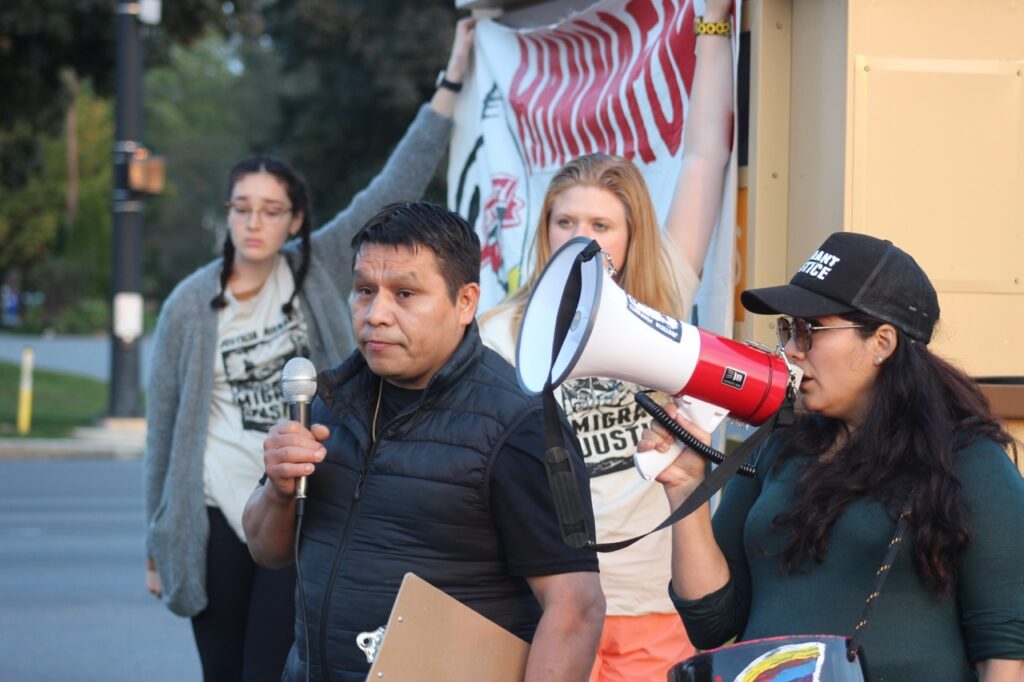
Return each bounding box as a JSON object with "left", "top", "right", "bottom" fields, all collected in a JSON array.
[{"left": 0, "top": 438, "right": 143, "bottom": 461}]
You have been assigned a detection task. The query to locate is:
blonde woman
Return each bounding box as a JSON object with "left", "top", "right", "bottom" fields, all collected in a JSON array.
[{"left": 478, "top": 2, "right": 735, "bottom": 679}]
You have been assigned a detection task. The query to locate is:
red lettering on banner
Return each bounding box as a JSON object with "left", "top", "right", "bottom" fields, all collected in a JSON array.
[
  {"left": 646, "top": 0, "right": 696, "bottom": 156},
  {"left": 599, "top": 10, "right": 641, "bottom": 161},
  {"left": 537, "top": 36, "right": 563, "bottom": 168},
  {"left": 509, "top": 39, "right": 542, "bottom": 168},
  {"left": 508, "top": 0, "right": 698, "bottom": 169},
  {"left": 481, "top": 241, "right": 502, "bottom": 273},
  {"left": 484, "top": 175, "right": 526, "bottom": 231},
  {"left": 575, "top": 21, "right": 611, "bottom": 153},
  {"left": 548, "top": 33, "right": 577, "bottom": 164},
  {"left": 481, "top": 175, "right": 525, "bottom": 274},
  {"left": 622, "top": 0, "right": 658, "bottom": 163},
  {"left": 557, "top": 29, "right": 587, "bottom": 160}
]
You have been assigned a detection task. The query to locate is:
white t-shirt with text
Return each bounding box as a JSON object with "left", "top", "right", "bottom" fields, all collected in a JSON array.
[
  {"left": 205, "top": 255, "right": 310, "bottom": 542},
  {"left": 479, "top": 233, "right": 699, "bottom": 615}
]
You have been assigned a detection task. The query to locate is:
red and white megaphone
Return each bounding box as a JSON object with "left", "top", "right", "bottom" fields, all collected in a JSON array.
[{"left": 516, "top": 237, "right": 799, "bottom": 479}]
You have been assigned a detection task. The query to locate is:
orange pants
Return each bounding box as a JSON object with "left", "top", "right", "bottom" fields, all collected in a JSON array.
[{"left": 590, "top": 613, "right": 696, "bottom": 682}]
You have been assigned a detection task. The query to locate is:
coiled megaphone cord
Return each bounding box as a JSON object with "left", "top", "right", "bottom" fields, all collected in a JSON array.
[{"left": 634, "top": 391, "right": 757, "bottom": 478}]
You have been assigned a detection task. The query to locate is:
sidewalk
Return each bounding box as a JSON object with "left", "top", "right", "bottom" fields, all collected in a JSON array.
[
  {"left": 0, "top": 419, "right": 145, "bottom": 460},
  {"left": 0, "top": 331, "right": 153, "bottom": 383},
  {"left": 0, "top": 438, "right": 143, "bottom": 460}
]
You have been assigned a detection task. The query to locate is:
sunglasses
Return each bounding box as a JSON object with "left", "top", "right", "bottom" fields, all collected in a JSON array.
[{"left": 776, "top": 317, "right": 864, "bottom": 352}]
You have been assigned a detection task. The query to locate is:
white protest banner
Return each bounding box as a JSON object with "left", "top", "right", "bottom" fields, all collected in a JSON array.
[{"left": 448, "top": 0, "right": 739, "bottom": 336}]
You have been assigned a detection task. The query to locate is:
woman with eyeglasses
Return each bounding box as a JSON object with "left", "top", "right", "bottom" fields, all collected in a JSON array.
[
  {"left": 143, "top": 20, "right": 475, "bottom": 681},
  {"left": 642, "top": 231, "right": 1024, "bottom": 681}
]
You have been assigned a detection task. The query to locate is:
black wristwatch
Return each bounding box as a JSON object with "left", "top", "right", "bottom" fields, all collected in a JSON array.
[{"left": 435, "top": 69, "right": 463, "bottom": 93}]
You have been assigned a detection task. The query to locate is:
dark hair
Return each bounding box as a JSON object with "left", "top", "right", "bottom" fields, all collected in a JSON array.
[
  {"left": 771, "top": 311, "right": 1018, "bottom": 597},
  {"left": 210, "top": 155, "right": 314, "bottom": 314},
  {"left": 351, "top": 202, "right": 480, "bottom": 301}
]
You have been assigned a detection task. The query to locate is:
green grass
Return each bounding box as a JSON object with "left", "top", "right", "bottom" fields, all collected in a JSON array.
[{"left": 0, "top": 361, "right": 108, "bottom": 438}]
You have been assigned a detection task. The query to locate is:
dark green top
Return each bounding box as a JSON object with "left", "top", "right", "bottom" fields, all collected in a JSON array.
[{"left": 671, "top": 437, "right": 1024, "bottom": 682}]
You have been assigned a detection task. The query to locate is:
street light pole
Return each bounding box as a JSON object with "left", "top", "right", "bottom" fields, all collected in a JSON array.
[{"left": 110, "top": 3, "right": 146, "bottom": 417}]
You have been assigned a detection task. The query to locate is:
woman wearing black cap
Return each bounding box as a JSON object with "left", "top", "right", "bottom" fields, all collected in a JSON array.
[{"left": 642, "top": 232, "right": 1024, "bottom": 681}]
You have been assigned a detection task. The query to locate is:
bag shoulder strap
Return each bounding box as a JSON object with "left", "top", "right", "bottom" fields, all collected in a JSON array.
[{"left": 846, "top": 499, "right": 914, "bottom": 661}]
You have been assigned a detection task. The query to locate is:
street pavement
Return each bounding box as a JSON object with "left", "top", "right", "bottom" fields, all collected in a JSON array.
[{"left": 0, "top": 458, "right": 201, "bottom": 681}]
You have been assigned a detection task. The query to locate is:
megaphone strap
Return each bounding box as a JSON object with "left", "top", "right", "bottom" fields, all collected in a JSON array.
[
  {"left": 588, "top": 400, "right": 791, "bottom": 552},
  {"left": 543, "top": 389, "right": 592, "bottom": 549},
  {"left": 543, "top": 239, "right": 603, "bottom": 549}
]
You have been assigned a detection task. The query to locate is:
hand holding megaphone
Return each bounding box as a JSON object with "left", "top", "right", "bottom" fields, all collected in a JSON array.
[{"left": 634, "top": 396, "right": 729, "bottom": 481}]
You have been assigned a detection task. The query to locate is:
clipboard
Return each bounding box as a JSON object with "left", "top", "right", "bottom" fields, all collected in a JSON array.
[{"left": 365, "top": 573, "right": 530, "bottom": 681}]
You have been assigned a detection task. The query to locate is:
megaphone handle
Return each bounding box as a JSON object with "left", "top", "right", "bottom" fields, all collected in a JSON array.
[
  {"left": 635, "top": 392, "right": 757, "bottom": 478},
  {"left": 634, "top": 441, "right": 685, "bottom": 481}
]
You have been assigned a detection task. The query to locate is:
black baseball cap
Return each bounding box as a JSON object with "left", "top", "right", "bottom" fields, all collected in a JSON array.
[{"left": 740, "top": 232, "right": 940, "bottom": 343}]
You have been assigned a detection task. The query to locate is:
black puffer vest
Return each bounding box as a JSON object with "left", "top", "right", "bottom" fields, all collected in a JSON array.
[{"left": 284, "top": 323, "right": 545, "bottom": 682}]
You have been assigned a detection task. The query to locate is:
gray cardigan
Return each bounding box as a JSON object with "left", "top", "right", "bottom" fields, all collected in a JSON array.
[{"left": 143, "top": 105, "right": 452, "bottom": 617}]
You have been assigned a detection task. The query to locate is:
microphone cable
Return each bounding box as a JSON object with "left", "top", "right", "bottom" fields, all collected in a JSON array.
[{"left": 294, "top": 498, "right": 311, "bottom": 682}]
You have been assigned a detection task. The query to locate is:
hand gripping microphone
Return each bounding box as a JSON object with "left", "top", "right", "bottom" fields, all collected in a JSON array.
[
  {"left": 281, "top": 357, "right": 318, "bottom": 500},
  {"left": 281, "top": 357, "right": 318, "bottom": 682}
]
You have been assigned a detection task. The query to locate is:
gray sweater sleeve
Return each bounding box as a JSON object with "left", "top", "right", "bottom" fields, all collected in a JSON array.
[
  {"left": 142, "top": 287, "right": 187, "bottom": 556},
  {"left": 306, "top": 104, "right": 453, "bottom": 287}
]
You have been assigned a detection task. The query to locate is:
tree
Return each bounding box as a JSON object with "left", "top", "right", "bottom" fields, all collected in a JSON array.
[
  {"left": 5, "top": 82, "right": 115, "bottom": 331},
  {"left": 0, "top": 1, "right": 464, "bottom": 325},
  {"left": 0, "top": 0, "right": 260, "bottom": 322},
  {"left": 0, "top": 124, "right": 64, "bottom": 275},
  {"left": 143, "top": 30, "right": 303, "bottom": 298},
  {"left": 262, "top": 0, "right": 458, "bottom": 219},
  {"left": 0, "top": 83, "right": 113, "bottom": 282},
  {"left": 0, "top": 0, "right": 257, "bottom": 132}
]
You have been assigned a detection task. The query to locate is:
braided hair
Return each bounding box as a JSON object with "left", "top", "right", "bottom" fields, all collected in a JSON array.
[{"left": 211, "top": 155, "right": 313, "bottom": 315}]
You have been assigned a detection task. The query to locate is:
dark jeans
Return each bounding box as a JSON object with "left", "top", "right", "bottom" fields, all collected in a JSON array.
[{"left": 191, "top": 506, "right": 296, "bottom": 682}]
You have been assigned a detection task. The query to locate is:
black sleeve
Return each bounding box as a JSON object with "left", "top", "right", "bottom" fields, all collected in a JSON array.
[{"left": 490, "top": 410, "right": 600, "bottom": 577}]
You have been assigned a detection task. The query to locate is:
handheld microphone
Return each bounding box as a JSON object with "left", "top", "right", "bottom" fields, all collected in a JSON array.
[
  {"left": 282, "top": 357, "right": 318, "bottom": 681},
  {"left": 281, "top": 357, "right": 318, "bottom": 500}
]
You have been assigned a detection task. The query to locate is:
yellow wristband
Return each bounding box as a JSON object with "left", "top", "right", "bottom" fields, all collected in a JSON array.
[{"left": 694, "top": 17, "right": 731, "bottom": 36}]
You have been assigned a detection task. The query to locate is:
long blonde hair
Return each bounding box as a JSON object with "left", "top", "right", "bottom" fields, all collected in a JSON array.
[{"left": 480, "top": 152, "right": 682, "bottom": 335}]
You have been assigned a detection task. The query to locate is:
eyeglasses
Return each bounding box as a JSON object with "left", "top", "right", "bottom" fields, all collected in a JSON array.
[
  {"left": 225, "top": 202, "right": 294, "bottom": 223},
  {"left": 776, "top": 316, "right": 864, "bottom": 352}
]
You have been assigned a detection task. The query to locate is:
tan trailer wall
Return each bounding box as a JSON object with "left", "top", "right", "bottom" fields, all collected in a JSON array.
[
  {"left": 844, "top": 0, "right": 1024, "bottom": 377},
  {"left": 742, "top": 0, "right": 1024, "bottom": 383},
  {"left": 738, "top": 0, "right": 793, "bottom": 345}
]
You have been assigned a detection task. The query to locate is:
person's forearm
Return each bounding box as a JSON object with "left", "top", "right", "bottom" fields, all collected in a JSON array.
[
  {"left": 523, "top": 605, "right": 603, "bottom": 682},
  {"left": 670, "top": 500, "right": 732, "bottom": 599},
  {"left": 429, "top": 87, "right": 459, "bottom": 119},
  {"left": 430, "top": 18, "right": 474, "bottom": 118},
  {"left": 242, "top": 483, "right": 298, "bottom": 569},
  {"left": 682, "top": 7, "right": 733, "bottom": 163},
  {"left": 664, "top": 4, "right": 734, "bottom": 274},
  {"left": 429, "top": 35, "right": 468, "bottom": 118},
  {"left": 977, "top": 658, "right": 1024, "bottom": 681}
]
